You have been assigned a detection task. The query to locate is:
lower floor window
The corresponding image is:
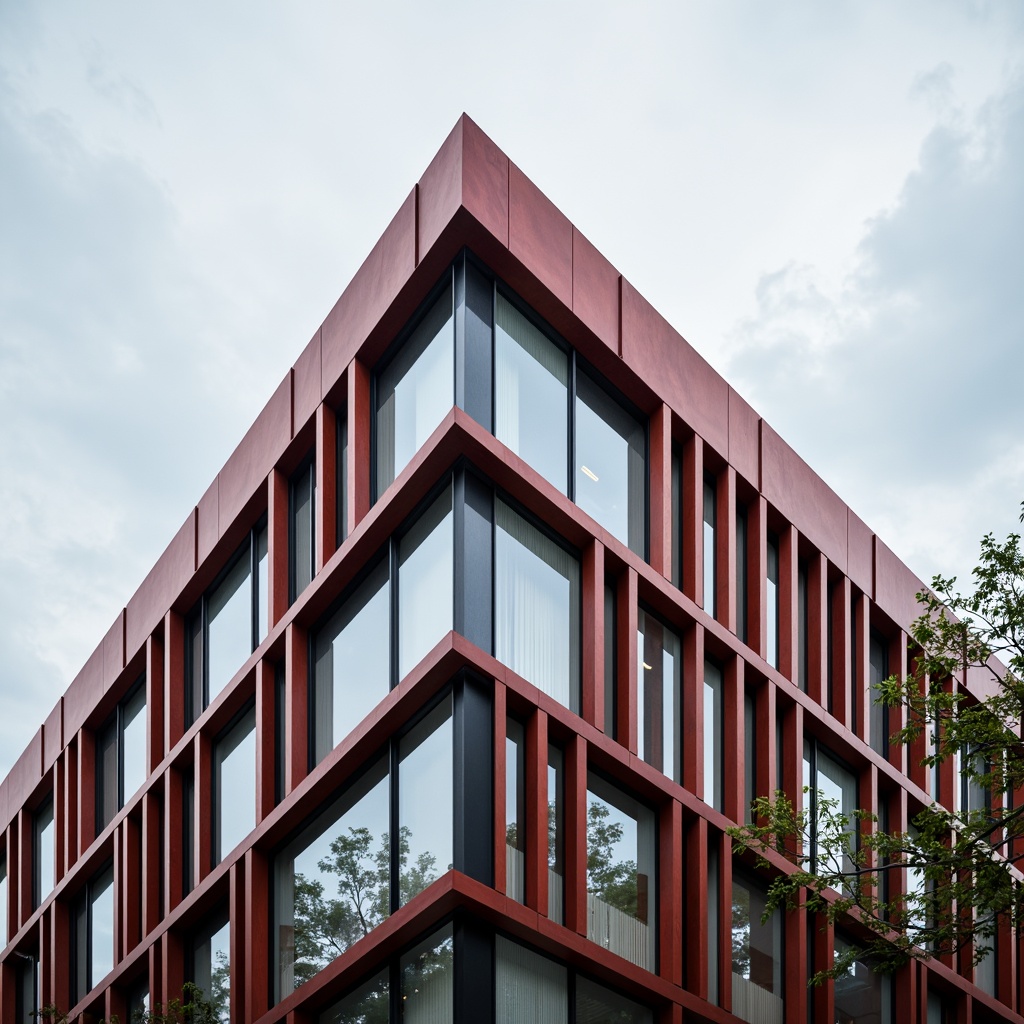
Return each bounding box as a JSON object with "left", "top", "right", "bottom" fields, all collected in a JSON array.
[
  {"left": 834, "top": 935, "right": 891, "bottom": 1024},
  {"left": 731, "top": 874, "right": 783, "bottom": 1024},
  {"left": 73, "top": 863, "right": 114, "bottom": 1003},
  {"left": 192, "top": 910, "right": 231, "bottom": 1024}
]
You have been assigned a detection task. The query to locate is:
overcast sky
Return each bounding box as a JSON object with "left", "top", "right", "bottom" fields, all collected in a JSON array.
[{"left": 1, "top": 1, "right": 1022, "bottom": 779}]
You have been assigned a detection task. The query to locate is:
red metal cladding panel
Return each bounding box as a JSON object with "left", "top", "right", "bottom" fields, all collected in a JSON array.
[
  {"left": 293, "top": 329, "right": 322, "bottom": 434},
  {"left": 648, "top": 405, "right": 673, "bottom": 582},
  {"left": 316, "top": 403, "right": 338, "bottom": 572},
  {"left": 571, "top": 226, "right": 619, "bottom": 355},
  {"left": 219, "top": 373, "right": 292, "bottom": 535},
  {"left": 417, "top": 116, "right": 464, "bottom": 259},
  {"left": 269, "top": 468, "right": 290, "bottom": 629},
  {"left": 847, "top": 508, "right": 874, "bottom": 595},
  {"left": 582, "top": 540, "right": 606, "bottom": 732},
  {"left": 64, "top": 643, "right": 104, "bottom": 741},
  {"left": 101, "top": 610, "right": 126, "bottom": 694},
  {"left": 508, "top": 162, "right": 573, "bottom": 310},
  {"left": 196, "top": 477, "right": 220, "bottom": 569},
  {"left": 6, "top": 730, "right": 43, "bottom": 824},
  {"left": 347, "top": 358, "right": 372, "bottom": 534},
  {"left": 125, "top": 510, "right": 196, "bottom": 659},
  {"left": 723, "top": 657, "right": 744, "bottom": 824},
  {"left": 873, "top": 535, "right": 926, "bottom": 635},
  {"left": 621, "top": 278, "right": 729, "bottom": 458},
  {"left": 728, "top": 387, "right": 760, "bottom": 487},
  {"left": 760, "top": 420, "right": 848, "bottom": 573},
  {"left": 321, "top": 189, "right": 418, "bottom": 395},
  {"left": 42, "top": 701, "right": 63, "bottom": 775}
]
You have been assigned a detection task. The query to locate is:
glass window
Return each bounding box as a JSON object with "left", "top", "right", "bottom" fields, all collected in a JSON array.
[
  {"left": 190, "top": 524, "right": 268, "bottom": 720},
  {"left": 400, "top": 923, "right": 454, "bottom": 1024},
  {"left": 495, "top": 292, "right": 569, "bottom": 493},
  {"left": 183, "top": 767, "right": 195, "bottom": 896},
  {"left": 703, "top": 475, "right": 717, "bottom": 617},
  {"left": 575, "top": 371, "right": 645, "bottom": 555},
  {"left": 495, "top": 500, "right": 580, "bottom": 713},
  {"left": 336, "top": 413, "right": 348, "bottom": 546},
  {"left": 731, "top": 874, "right": 783, "bottom": 1024},
  {"left": 311, "top": 559, "right": 390, "bottom": 764},
  {"left": 319, "top": 968, "right": 388, "bottom": 1024},
  {"left": 214, "top": 706, "right": 256, "bottom": 864},
  {"left": 290, "top": 456, "right": 316, "bottom": 603},
  {"left": 0, "top": 856, "right": 6, "bottom": 948},
  {"left": 128, "top": 979, "right": 149, "bottom": 1020},
  {"left": 767, "top": 536, "right": 779, "bottom": 669},
  {"left": 15, "top": 954, "right": 37, "bottom": 1024},
  {"left": 974, "top": 928, "right": 996, "bottom": 995},
  {"left": 797, "top": 562, "right": 808, "bottom": 692},
  {"left": 804, "top": 741, "right": 857, "bottom": 877},
  {"left": 496, "top": 936, "right": 568, "bottom": 1023},
  {"left": 586, "top": 773, "right": 656, "bottom": 970},
  {"left": 604, "top": 583, "right": 616, "bottom": 738},
  {"left": 74, "top": 863, "right": 114, "bottom": 1002},
  {"left": 834, "top": 936, "right": 890, "bottom": 1024},
  {"left": 548, "top": 746, "right": 565, "bottom": 925},
  {"left": 506, "top": 720, "right": 526, "bottom": 903},
  {"left": 576, "top": 975, "right": 653, "bottom": 1024},
  {"left": 398, "top": 486, "right": 454, "bottom": 681},
  {"left": 869, "top": 632, "right": 888, "bottom": 756},
  {"left": 376, "top": 283, "right": 454, "bottom": 495},
  {"left": 704, "top": 660, "right": 723, "bottom": 811},
  {"left": 399, "top": 698, "right": 453, "bottom": 906},
  {"left": 671, "top": 448, "right": 682, "bottom": 590},
  {"left": 193, "top": 911, "right": 231, "bottom": 1024},
  {"left": 636, "top": 610, "right": 681, "bottom": 782},
  {"left": 274, "top": 758, "right": 389, "bottom": 1000},
  {"left": 736, "top": 507, "right": 748, "bottom": 643},
  {"left": 744, "top": 691, "right": 756, "bottom": 822},
  {"left": 97, "top": 679, "right": 148, "bottom": 831},
  {"left": 708, "top": 839, "right": 719, "bottom": 1004},
  {"left": 33, "top": 798, "right": 54, "bottom": 909}
]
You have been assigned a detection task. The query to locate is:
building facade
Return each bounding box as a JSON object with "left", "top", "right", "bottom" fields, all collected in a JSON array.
[{"left": 0, "top": 116, "right": 1020, "bottom": 1024}]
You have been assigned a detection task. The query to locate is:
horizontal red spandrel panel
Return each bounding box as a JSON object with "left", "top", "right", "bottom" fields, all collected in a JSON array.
[
  {"left": 102, "top": 610, "right": 125, "bottom": 694},
  {"left": 621, "top": 278, "right": 729, "bottom": 457},
  {"left": 218, "top": 373, "right": 291, "bottom": 534},
  {"left": 293, "top": 330, "right": 321, "bottom": 433},
  {"left": 124, "top": 511, "right": 196, "bottom": 660},
  {"left": 64, "top": 642, "right": 104, "bottom": 740},
  {"left": 42, "top": 700, "right": 63, "bottom": 773},
  {"left": 727, "top": 387, "right": 759, "bottom": 487},
  {"left": 873, "top": 535, "right": 926, "bottom": 634},
  {"left": 760, "top": 420, "right": 848, "bottom": 572},
  {"left": 196, "top": 477, "right": 219, "bottom": 568},
  {"left": 5, "top": 728, "right": 42, "bottom": 822},
  {"left": 847, "top": 508, "right": 874, "bottom": 595},
  {"left": 572, "top": 227, "right": 619, "bottom": 355},
  {"left": 321, "top": 189, "right": 418, "bottom": 396},
  {"left": 509, "top": 162, "right": 573, "bottom": 310}
]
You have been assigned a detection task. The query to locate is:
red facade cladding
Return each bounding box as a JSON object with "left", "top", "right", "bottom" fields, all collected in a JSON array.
[{"left": 1, "top": 115, "right": 1020, "bottom": 1024}]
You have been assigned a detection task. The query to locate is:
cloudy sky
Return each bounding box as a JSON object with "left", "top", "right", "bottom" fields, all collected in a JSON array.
[{"left": 1, "top": 1, "right": 1022, "bottom": 779}]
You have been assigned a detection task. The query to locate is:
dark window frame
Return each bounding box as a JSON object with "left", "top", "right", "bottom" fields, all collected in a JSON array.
[
  {"left": 72, "top": 859, "right": 115, "bottom": 1003},
  {"left": 288, "top": 452, "right": 316, "bottom": 605},
  {"left": 95, "top": 674, "right": 147, "bottom": 833}
]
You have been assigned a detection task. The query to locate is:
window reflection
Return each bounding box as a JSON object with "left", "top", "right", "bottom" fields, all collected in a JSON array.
[
  {"left": 400, "top": 924, "right": 454, "bottom": 1024},
  {"left": 703, "top": 476, "right": 717, "bottom": 616},
  {"left": 804, "top": 741, "right": 857, "bottom": 877},
  {"left": 311, "top": 559, "right": 390, "bottom": 764},
  {"left": 193, "top": 912, "right": 231, "bottom": 1024},
  {"left": 74, "top": 863, "right": 114, "bottom": 1001},
  {"left": 376, "top": 285, "right": 454, "bottom": 495},
  {"left": 495, "top": 293, "right": 568, "bottom": 492},
  {"left": 398, "top": 486, "right": 453, "bottom": 680},
  {"left": 548, "top": 746, "right": 565, "bottom": 925},
  {"left": 767, "top": 537, "right": 779, "bottom": 668},
  {"left": 495, "top": 936, "right": 568, "bottom": 1023},
  {"left": 34, "top": 798, "right": 54, "bottom": 909},
  {"left": 637, "top": 610, "right": 681, "bottom": 782},
  {"left": 506, "top": 719, "right": 526, "bottom": 903},
  {"left": 704, "top": 660, "right": 723, "bottom": 810},
  {"left": 834, "top": 936, "right": 890, "bottom": 1024},
  {"left": 731, "top": 874, "right": 783, "bottom": 1024},
  {"left": 215, "top": 707, "right": 256, "bottom": 863},
  {"left": 208, "top": 554, "right": 252, "bottom": 704},
  {"left": 495, "top": 500, "right": 580, "bottom": 713},
  {"left": 319, "top": 968, "right": 389, "bottom": 1024}
]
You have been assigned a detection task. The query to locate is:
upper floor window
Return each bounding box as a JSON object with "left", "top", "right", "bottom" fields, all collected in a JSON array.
[
  {"left": 505, "top": 718, "right": 526, "bottom": 903},
  {"left": 803, "top": 740, "right": 857, "bottom": 876},
  {"left": 73, "top": 862, "right": 114, "bottom": 1003},
  {"left": 703, "top": 475, "right": 717, "bottom": 616},
  {"left": 33, "top": 797, "right": 54, "bottom": 909},
  {"left": 376, "top": 281, "right": 454, "bottom": 495},
  {"left": 797, "top": 561, "right": 808, "bottom": 692},
  {"left": 704, "top": 659, "right": 724, "bottom": 811},
  {"left": 290, "top": 454, "right": 316, "bottom": 603},
  {"left": 766, "top": 536, "right": 780, "bottom": 668},
  {"left": 636, "top": 609, "right": 681, "bottom": 783},
  {"left": 214, "top": 705, "right": 256, "bottom": 865},
  {"left": 15, "top": 953, "right": 37, "bottom": 1024},
  {"left": 187, "top": 522, "right": 268, "bottom": 722},
  {"left": 96, "top": 677, "right": 147, "bottom": 832},
  {"left": 0, "top": 855, "right": 7, "bottom": 948},
  {"left": 192, "top": 909, "right": 230, "bottom": 1024},
  {"left": 868, "top": 631, "right": 888, "bottom": 756},
  {"left": 586, "top": 773, "right": 656, "bottom": 971},
  {"left": 548, "top": 745, "right": 565, "bottom": 926},
  {"left": 731, "top": 873, "right": 783, "bottom": 1024}
]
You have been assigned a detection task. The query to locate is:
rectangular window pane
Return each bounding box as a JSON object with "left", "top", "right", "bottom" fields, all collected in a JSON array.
[
  {"left": 0, "top": 857, "right": 6, "bottom": 948},
  {"left": 636, "top": 610, "right": 681, "bottom": 782},
  {"left": 400, "top": 924, "right": 453, "bottom": 1024},
  {"left": 291, "top": 460, "right": 315, "bottom": 603},
  {"left": 703, "top": 476, "right": 717, "bottom": 617},
  {"left": 495, "top": 293, "right": 569, "bottom": 493},
  {"left": 834, "top": 937, "right": 890, "bottom": 1024},
  {"left": 376, "top": 285, "right": 454, "bottom": 495},
  {"left": 495, "top": 936, "right": 568, "bottom": 1024},
  {"left": 398, "top": 486, "right": 453, "bottom": 680},
  {"left": 90, "top": 864, "right": 115, "bottom": 990},
  {"left": 604, "top": 584, "right": 616, "bottom": 738},
  {"left": 869, "top": 632, "right": 888, "bottom": 756},
  {"left": 275, "top": 758, "right": 389, "bottom": 999},
  {"left": 708, "top": 840, "right": 719, "bottom": 1004},
  {"left": 399, "top": 698, "right": 453, "bottom": 906},
  {"left": 731, "top": 875, "right": 783, "bottom": 1024},
  {"left": 586, "top": 773, "right": 656, "bottom": 970},
  {"left": 548, "top": 746, "right": 564, "bottom": 925},
  {"left": 215, "top": 707, "right": 256, "bottom": 863},
  {"left": 797, "top": 563, "right": 808, "bottom": 692},
  {"left": 744, "top": 692, "right": 756, "bottom": 823},
  {"left": 97, "top": 719, "right": 119, "bottom": 831},
  {"left": 811, "top": 747, "right": 857, "bottom": 877},
  {"left": 506, "top": 720, "right": 526, "bottom": 903},
  {"left": 337, "top": 414, "right": 348, "bottom": 546},
  {"left": 575, "top": 372, "right": 645, "bottom": 555},
  {"left": 576, "top": 975, "right": 653, "bottom": 1024},
  {"left": 319, "top": 969, "right": 388, "bottom": 1024},
  {"left": 208, "top": 552, "right": 253, "bottom": 704},
  {"left": 671, "top": 448, "right": 682, "bottom": 589},
  {"left": 736, "top": 508, "right": 748, "bottom": 643},
  {"left": 495, "top": 500, "right": 580, "bottom": 714},
  {"left": 312, "top": 558, "right": 390, "bottom": 764},
  {"left": 34, "top": 798, "right": 54, "bottom": 908},
  {"left": 257, "top": 524, "right": 269, "bottom": 644},
  {"left": 704, "top": 660, "right": 723, "bottom": 810},
  {"left": 121, "top": 682, "right": 147, "bottom": 804},
  {"left": 193, "top": 913, "right": 231, "bottom": 1024},
  {"left": 767, "top": 538, "right": 779, "bottom": 669}
]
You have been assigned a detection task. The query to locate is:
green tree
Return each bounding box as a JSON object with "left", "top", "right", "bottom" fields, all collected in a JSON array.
[
  {"left": 586, "top": 800, "right": 640, "bottom": 916},
  {"left": 37, "top": 982, "right": 221, "bottom": 1024},
  {"left": 730, "top": 506, "right": 1024, "bottom": 981}
]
